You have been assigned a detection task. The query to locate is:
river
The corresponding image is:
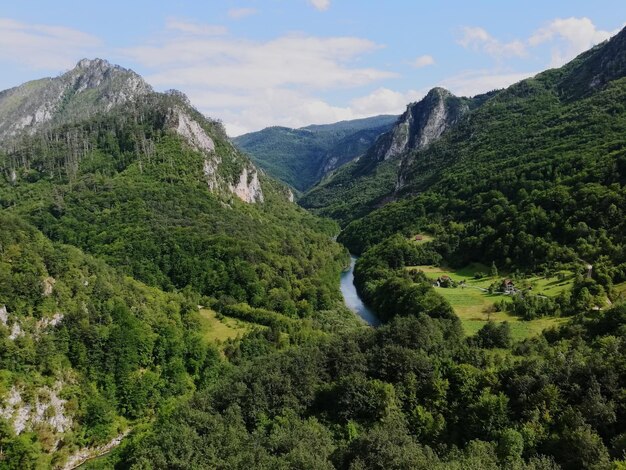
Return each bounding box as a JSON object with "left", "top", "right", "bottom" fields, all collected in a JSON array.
[{"left": 340, "top": 255, "right": 381, "bottom": 326}]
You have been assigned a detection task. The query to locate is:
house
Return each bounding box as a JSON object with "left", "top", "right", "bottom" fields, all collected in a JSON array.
[
  {"left": 414, "top": 235, "right": 424, "bottom": 241},
  {"left": 501, "top": 279, "right": 516, "bottom": 294},
  {"left": 436, "top": 275, "right": 455, "bottom": 288}
]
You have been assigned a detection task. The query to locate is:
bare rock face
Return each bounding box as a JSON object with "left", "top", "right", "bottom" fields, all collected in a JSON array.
[
  {"left": 43, "top": 276, "right": 56, "bottom": 296},
  {"left": 0, "top": 58, "right": 152, "bottom": 140},
  {"left": 369, "top": 88, "right": 469, "bottom": 163},
  {"left": 229, "top": 166, "right": 264, "bottom": 203},
  {"left": 0, "top": 383, "right": 71, "bottom": 435},
  {"left": 172, "top": 107, "right": 216, "bottom": 154},
  {"left": 168, "top": 106, "right": 264, "bottom": 203}
]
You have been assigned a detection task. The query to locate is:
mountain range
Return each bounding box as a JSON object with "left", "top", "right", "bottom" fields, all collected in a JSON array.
[
  {"left": 1, "top": 23, "right": 626, "bottom": 470},
  {"left": 0, "top": 57, "right": 352, "bottom": 467},
  {"left": 233, "top": 114, "right": 397, "bottom": 192}
]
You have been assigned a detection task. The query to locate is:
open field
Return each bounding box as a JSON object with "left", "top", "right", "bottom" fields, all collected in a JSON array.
[
  {"left": 410, "top": 233, "right": 435, "bottom": 244},
  {"left": 407, "top": 263, "right": 574, "bottom": 340},
  {"left": 197, "top": 308, "right": 255, "bottom": 345}
]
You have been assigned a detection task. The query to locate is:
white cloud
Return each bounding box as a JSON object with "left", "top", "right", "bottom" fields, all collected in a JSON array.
[
  {"left": 192, "top": 88, "right": 354, "bottom": 136},
  {"left": 205, "top": 87, "right": 423, "bottom": 136},
  {"left": 439, "top": 70, "right": 537, "bottom": 97},
  {"left": 0, "top": 18, "right": 101, "bottom": 69},
  {"left": 350, "top": 87, "right": 424, "bottom": 115},
  {"left": 458, "top": 26, "right": 527, "bottom": 59},
  {"left": 228, "top": 8, "right": 257, "bottom": 20},
  {"left": 123, "top": 21, "right": 397, "bottom": 135},
  {"left": 165, "top": 18, "right": 227, "bottom": 36},
  {"left": 529, "top": 17, "right": 620, "bottom": 66},
  {"left": 411, "top": 55, "right": 435, "bottom": 68},
  {"left": 124, "top": 32, "right": 395, "bottom": 90},
  {"left": 458, "top": 18, "right": 622, "bottom": 68},
  {"left": 308, "top": 0, "right": 330, "bottom": 11}
]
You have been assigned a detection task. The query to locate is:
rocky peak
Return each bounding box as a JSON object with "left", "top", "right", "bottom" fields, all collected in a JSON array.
[
  {"left": 365, "top": 87, "right": 469, "bottom": 164},
  {"left": 556, "top": 25, "right": 626, "bottom": 100},
  {"left": 67, "top": 58, "right": 147, "bottom": 93},
  {"left": 0, "top": 58, "right": 267, "bottom": 204},
  {"left": 0, "top": 58, "right": 151, "bottom": 140},
  {"left": 75, "top": 58, "right": 110, "bottom": 70}
]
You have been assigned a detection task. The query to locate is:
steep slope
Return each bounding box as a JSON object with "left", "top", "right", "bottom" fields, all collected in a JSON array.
[
  {"left": 554, "top": 24, "right": 626, "bottom": 101},
  {"left": 300, "top": 88, "right": 477, "bottom": 223},
  {"left": 0, "top": 59, "right": 266, "bottom": 205},
  {"left": 0, "top": 59, "right": 358, "bottom": 466},
  {"left": 338, "top": 27, "right": 626, "bottom": 277},
  {"left": 233, "top": 115, "right": 397, "bottom": 191},
  {"left": 0, "top": 58, "right": 151, "bottom": 140},
  {"left": 0, "top": 59, "right": 348, "bottom": 322},
  {"left": 0, "top": 215, "right": 213, "bottom": 467}
]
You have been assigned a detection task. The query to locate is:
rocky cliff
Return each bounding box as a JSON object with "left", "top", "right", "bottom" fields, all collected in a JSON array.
[
  {"left": 0, "top": 58, "right": 151, "bottom": 140},
  {"left": 367, "top": 87, "right": 469, "bottom": 163},
  {"left": 0, "top": 59, "right": 266, "bottom": 204},
  {"left": 300, "top": 87, "right": 472, "bottom": 219}
]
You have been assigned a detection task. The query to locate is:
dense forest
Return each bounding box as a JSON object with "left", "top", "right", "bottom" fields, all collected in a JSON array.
[
  {"left": 1, "top": 24, "right": 626, "bottom": 470},
  {"left": 233, "top": 115, "right": 397, "bottom": 192},
  {"left": 0, "top": 80, "right": 358, "bottom": 467}
]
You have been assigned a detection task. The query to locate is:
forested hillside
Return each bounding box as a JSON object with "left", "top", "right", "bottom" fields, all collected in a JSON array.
[
  {"left": 120, "top": 302, "right": 626, "bottom": 470},
  {"left": 1, "top": 24, "right": 626, "bottom": 470},
  {"left": 0, "top": 78, "right": 347, "bottom": 317},
  {"left": 0, "top": 215, "right": 211, "bottom": 467},
  {"left": 295, "top": 28, "right": 626, "bottom": 286},
  {"left": 0, "top": 61, "right": 358, "bottom": 467},
  {"left": 335, "top": 30, "right": 626, "bottom": 285},
  {"left": 233, "top": 115, "right": 397, "bottom": 191},
  {"left": 299, "top": 88, "right": 491, "bottom": 223}
]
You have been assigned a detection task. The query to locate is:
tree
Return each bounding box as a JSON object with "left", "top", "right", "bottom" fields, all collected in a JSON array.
[
  {"left": 490, "top": 261, "right": 499, "bottom": 278},
  {"left": 473, "top": 321, "right": 512, "bottom": 349}
]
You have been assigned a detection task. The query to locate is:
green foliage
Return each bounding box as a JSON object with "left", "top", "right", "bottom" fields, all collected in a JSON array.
[
  {"left": 352, "top": 235, "right": 453, "bottom": 322},
  {"left": 316, "top": 35, "right": 626, "bottom": 285},
  {"left": 0, "top": 95, "right": 348, "bottom": 318},
  {"left": 234, "top": 115, "right": 397, "bottom": 191},
  {"left": 118, "top": 301, "right": 626, "bottom": 469},
  {"left": 0, "top": 91, "right": 352, "bottom": 466},
  {"left": 4, "top": 31, "right": 626, "bottom": 469},
  {"left": 0, "top": 215, "right": 217, "bottom": 463},
  {"left": 472, "top": 321, "right": 512, "bottom": 348}
]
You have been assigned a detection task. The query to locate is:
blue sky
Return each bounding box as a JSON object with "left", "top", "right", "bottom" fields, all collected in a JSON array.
[{"left": 1, "top": 1, "right": 625, "bottom": 135}]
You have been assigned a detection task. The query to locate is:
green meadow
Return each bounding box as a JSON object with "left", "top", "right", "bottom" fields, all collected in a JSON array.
[
  {"left": 197, "top": 308, "right": 256, "bottom": 346},
  {"left": 407, "top": 263, "right": 573, "bottom": 340}
]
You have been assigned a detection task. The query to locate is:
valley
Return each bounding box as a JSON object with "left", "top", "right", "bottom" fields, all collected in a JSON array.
[
  {"left": 339, "top": 255, "right": 380, "bottom": 327},
  {"left": 0, "top": 10, "right": 626, "bottom": 470}
]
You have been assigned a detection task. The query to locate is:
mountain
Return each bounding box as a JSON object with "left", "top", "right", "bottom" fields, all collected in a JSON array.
[
  {"left": 1, "top": 59, "right": 268, "bottom": 205},
  {"left": 2, "top": 27, "right": 626, "bottom": 470},
  {"left": 232, "top": 114, "right": 397, "bottom": 192},
  {"left": 321, "top": 26, "right": 626, "bottom": 275},
  {"left": 304, "top": 28, "right": 626, "bottom": 234},
  {"left": 300, "top": 87, "right": 484, "bottom": 223},
  {"left": 0, "top": 59, "right": 353, "bottom": 466},
  {"left": 0, "top": 58, "right": 152, "bottom": 141}
]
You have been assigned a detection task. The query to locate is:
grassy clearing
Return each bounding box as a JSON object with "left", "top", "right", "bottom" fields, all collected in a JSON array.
[
  {"left": 197, "top": 308, "right": 255, "bottom": 345},
  {"left": 614, "top": 282, "right": 626, "bottom": 302},
  {"left": 410, "top": 233, "right": 435, "bottom": 244},
  {"left": 407, "top": 263, "right": 574, "bottom": 340}
]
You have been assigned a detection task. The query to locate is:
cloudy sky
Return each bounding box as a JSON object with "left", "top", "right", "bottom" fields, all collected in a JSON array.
[{"left": 1, "top": 1, "right": 625, "bottom": 135}]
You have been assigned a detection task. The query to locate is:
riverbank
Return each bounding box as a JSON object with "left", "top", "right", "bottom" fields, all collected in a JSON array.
[{"left": 340, "top": 255, "right": 381, "bottom": 326}]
